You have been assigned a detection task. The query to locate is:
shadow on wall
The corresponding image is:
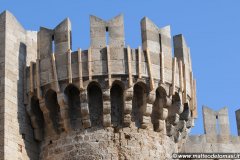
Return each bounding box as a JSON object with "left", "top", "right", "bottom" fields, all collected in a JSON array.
[
  {"left": 87, "top": 82, "right": 103, "bottom": 127},
  {"left": 18, "top": 42, "right": 40, "bottom": 159},
  {"left": 132, "top": 82, "right": 147, "bottom": 128},
  {"left": 64, "top": 84, "right": 82, "bottom": 130},
  {"left": 110, "top": 81, "right": 124, "bottom": 128}
]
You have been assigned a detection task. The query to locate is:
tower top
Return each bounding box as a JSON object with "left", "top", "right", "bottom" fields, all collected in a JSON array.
[{"left": 203, "top": 106, "right": 230, "bottom": 135}]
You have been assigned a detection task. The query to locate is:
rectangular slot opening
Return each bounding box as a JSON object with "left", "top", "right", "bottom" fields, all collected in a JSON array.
[
  {"left": 52, "top": 35, "right": 55, "bottom": 53},
  {"left": 106, "top": 27, "right": 109, "bottom": 46}
]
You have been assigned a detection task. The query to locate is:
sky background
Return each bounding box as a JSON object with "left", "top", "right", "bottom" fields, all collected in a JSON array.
[{"left": 1, "top": 0, "right": 240, "bottom": 135}]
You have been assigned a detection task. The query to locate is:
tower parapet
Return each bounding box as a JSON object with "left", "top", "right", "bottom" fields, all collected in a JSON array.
[
  {"left": 182, "top": 106, "right": 240, "bottom": 154},
  {"left": 24, "top": 15, "right": 197, "bottom": 159}
]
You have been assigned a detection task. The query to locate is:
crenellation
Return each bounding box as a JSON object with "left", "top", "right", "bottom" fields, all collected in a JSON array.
[
  {"left": 107, "top": 14, "right": 125, "bottom": 48},
  {"left": 183, "top": 107, "right": 240, "bottom": 155},
  {"left": 141, "top": 17, "right": 160, "bottom": 54},
  {"left": 54, "top": 18, "right": 71, "bottom": 55},
  {"left": 90, "top": 14, "right": 124, "bottom": 49},
  {"left": 90, "top": 15, "right": 108, "bottom": 49},
  {"left": 203, "top": 106, "right": 218, "bottom": 135},
  {"left": 159, "top": 25, "right": 172, "bottom": 57},
  {"left": 159, "top": 25, "right": 173, "bottom": 82},
  {"left": 173, "top": 34, "right": 191, "bottom": 68},
  {"left": 218, "top": 107, "right": 230, "bottom": 136},
  {"left": 0, "top": 10, "right": 199, "bottom": 160},
  {"left": 26, "top": 31, "right": 38, "bottom": 65},
  {"left": 141, "top": 18, "right": 173, "bottom": 83},
  {"left": 37, "top": 27, "right": 53, "bottom": 59}
]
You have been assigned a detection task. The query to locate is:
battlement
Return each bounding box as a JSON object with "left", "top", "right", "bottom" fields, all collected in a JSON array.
[
  {"left": 0, "top": 10, "right": 198, "bottom": 159},
  {"left": 24, "top": 15, "right": 197, "bottom": 143},
  {"left": 182, "top": 106, "right": 240, "bottom": 153},
  {"left": 203, "top": 106, "right": 230, "bottom": 136}
]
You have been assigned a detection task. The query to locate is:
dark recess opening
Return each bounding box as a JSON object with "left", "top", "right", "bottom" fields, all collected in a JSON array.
[{"left": 105, "top": 26, "right": 109, "bottom": 45}]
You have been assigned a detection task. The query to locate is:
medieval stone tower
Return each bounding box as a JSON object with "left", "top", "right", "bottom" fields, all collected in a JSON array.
[
  {"left": 0, "top": 10, "right": 197, "bottom": 160},
  {"left": 182, "top": 107, "right": 240, "bottom": 154}
]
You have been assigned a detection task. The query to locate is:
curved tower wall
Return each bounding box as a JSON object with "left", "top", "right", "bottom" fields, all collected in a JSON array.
[{"left": 0, "top": 11, "right": 197, "bottom": 160}]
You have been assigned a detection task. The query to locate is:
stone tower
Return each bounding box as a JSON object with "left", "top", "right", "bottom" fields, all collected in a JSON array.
[
  {"left": 0, "top": 11, "right": 38, "bottom": 160},
  {"left": 182, "top": 106, "right": 240, "bottom": 154},
  {"left": 0, "top": 10, "right": 197, "bottom": 160}
]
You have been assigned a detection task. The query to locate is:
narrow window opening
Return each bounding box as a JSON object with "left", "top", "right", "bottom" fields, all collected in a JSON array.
[
  {"left": 70, "top": 31, "right": 72, "bottom": 50},
  {"left": 52, "top": 35, "right": 55, "bottom": 53},
  {"left": 159, "top": 34, "right": 162, "bottom": 53},
  {"left": 105, "top": 27, "right": 109, "bottom": 46},
  {"left": 216, "top": 115, "right": 220, "bottom": 135},
  {"left": 21, "top": 133, "right": 25, "bottom": 140}
]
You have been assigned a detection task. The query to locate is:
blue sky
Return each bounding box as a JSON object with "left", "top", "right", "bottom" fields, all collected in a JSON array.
[{"left": 1, "top": 0, "right": 240, "bottom": 135}]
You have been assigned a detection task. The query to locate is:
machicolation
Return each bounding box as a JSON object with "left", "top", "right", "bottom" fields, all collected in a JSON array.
[{"left": 0, "top": 11, "right": 197, "bottom": 160}]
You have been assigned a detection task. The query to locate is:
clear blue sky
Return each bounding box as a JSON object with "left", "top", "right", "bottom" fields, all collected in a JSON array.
[{"left": 1, "top": 0, "right": 240, "bottom": 135}]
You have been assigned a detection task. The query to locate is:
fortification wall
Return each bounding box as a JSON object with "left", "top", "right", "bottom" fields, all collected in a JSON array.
[
  {"left": 0, "top": 10, "right": 198, "bottom": 160},
  {"left": 182, "top": 134, "right": 240, "bottom": 153},
  {"left": 40, "top": 127, "right": 180, "bottom": 160},
  {"left": 0, "top": 11, "right": 39, "bottom": 160},
  {"left": 182, "top": 107, "right": 240, "bottom": 159},
  {"left": 24, "top": 14, "right": 197, "bottom": 160}
]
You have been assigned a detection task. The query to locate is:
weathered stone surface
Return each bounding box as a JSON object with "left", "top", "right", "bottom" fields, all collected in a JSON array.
[
  {"left": 40, "top": 127, "right": 180, "bottom": 160},
  {"left": 182, "top": 106, "right": 240, "bottom": 158},
  {"left": 0, "top": 10, "right": 39, "bottom": 160},
  {"left": 0, "top": 10, "right": 199, "bottom": 160}
]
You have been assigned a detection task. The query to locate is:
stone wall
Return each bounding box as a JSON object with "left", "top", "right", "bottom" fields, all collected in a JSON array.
[
  {"left": 24, "top": 14, "right": 197, "bottom": 160},
  {"left": 0, "top": 10, "right": 198, "bottom": 160},
  {"left": 182, "top": 106, "right": 240, "bottom": 158},
  {"left": 40, "top": 126, "right": 180, "bottom": 160},
  {"left": 0, "top": 10, "right": 6, "bottom": 160},
  {"left": 0, "top": 10, "right": 39, "bottom": 160},
  {"left": 182, "top": 134, "right": 240, "bottom": 153}
]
